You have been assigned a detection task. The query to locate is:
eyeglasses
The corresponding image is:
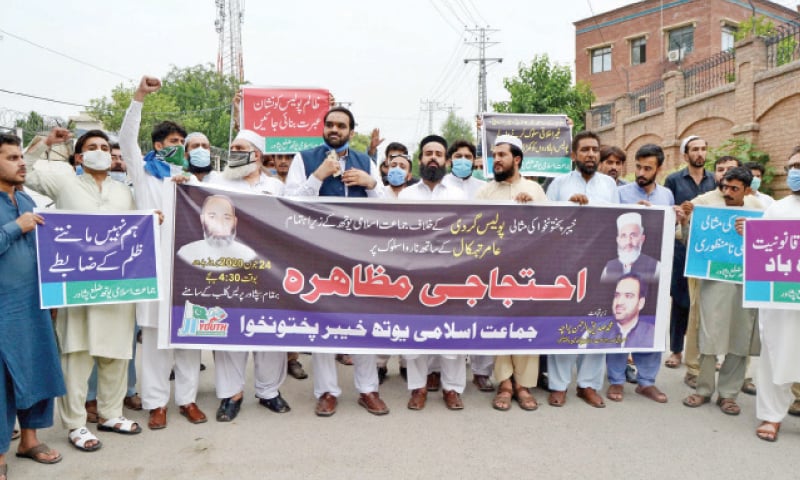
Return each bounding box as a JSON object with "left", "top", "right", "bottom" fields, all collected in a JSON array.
[
  {"left": 785, "top": 163, "right": 800, "bottom": 173},
  {"left": 389, "top": 153, "right": 410, "bottom": 160}
]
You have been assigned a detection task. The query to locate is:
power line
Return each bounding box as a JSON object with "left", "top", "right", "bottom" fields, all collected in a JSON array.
[
  {"left": 0, "top": 28, "right": 134, "bottom": 82},
  {"left": 442, "top": 0, "right": 469, "bottom": 27},
  {"left": 465, "top": 0, "right": 489, "bottom": 26},
  {"left": 428, "top": 0, "right": 466, "bottom": 36},
  {"left": 0, "top": 88, "right": 89, "bottom": 108},
  {"left": 454, "top": 0, "right": 479, "bottom": 26}
]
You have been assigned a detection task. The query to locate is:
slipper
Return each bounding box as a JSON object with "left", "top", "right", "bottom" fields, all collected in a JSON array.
[
  {"left": 716, "top": 397, "right": 741, "bottom": 416},
  {"left": 97, "top": 416, "right": 142, "bottom": 435},
  {"left": 68, "top": 427, "right": 102, "bottom": 452},
  {"left": 10, "top": 429, "right": 19, "bottom": 441},
  {"left": 513, "top": 387, "right": 538, "bottom": 411},
  {"left": 492, "top": 389, "right": 512, "bottom": 411},
  {"left": 682, "top": 394, "right": 710, "bottom": 408},
  {"left": 607, "top": 384, "right": 624, "bottom": 402},
  {"left": 664, "top": 353, "right": 681, "bottom": 369},
  {"left": 548, "top": 390, "right": 567, "bottom": 407},
  {"left": 15, "top": 443, "right": 62, "bottom": 464},
  {"left": 756, "top": 421, "right": 780, "bottom": 442}
]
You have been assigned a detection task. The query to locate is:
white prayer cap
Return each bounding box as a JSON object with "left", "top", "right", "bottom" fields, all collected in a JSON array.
[
  {"left": 184, "top": 132, "right": 208, "bottom": 147},
  {"left": 617, "top": 212, "right": 643, "bottom": 231},
  {"left": 495, "top": 134, "right": 523, "bottom": 151},
  {"left": 234, "top": 130, "right": 266, "bottom": 153},
  {"left": 680, "top": 135, "right": 702, "bottom": 154}
]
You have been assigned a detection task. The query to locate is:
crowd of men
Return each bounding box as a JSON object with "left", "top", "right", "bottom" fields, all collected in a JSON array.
[{"left": 1, "top": 74, "right": 799, "bottom": 477}]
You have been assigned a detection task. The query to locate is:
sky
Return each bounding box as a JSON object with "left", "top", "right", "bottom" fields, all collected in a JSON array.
[{"left": 2, "top": 0, "right": 798, "bottom": 152}]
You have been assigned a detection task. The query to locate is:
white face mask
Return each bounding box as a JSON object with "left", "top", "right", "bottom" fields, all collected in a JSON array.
[{"left": 81, "top": 150, "right": 112, "bottom": 171}]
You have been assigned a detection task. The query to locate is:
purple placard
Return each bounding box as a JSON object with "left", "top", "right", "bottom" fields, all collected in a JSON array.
[{"left": 745, "top": 219, "right": 800, "bottom": 282}]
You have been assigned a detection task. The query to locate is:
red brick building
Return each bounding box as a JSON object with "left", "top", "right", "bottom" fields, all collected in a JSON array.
[{"left": 575, "top": 0, "right": 798, "bottom": 105}]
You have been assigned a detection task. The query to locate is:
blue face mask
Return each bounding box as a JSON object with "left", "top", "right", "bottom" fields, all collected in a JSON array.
[
  {"left": 267, "top": 168, "right": 278, "bottom": 176},
  {"left": 387, "top": 167, "right": 407, "bottom": 187},
  {"left": 189, "top": 147, "right": 211, "bottom": 168},
  {"left": 750, "top": 176, "right": 761, "bottom": 191},
  {"left": 75, "top": 165, "right": 84, "bottom": 175},
  {"left": 788, "top": 169, "right": 800, "bottom": 192},
  {"left": 451, "top": 158, "right": 473, "bottom": 179}
]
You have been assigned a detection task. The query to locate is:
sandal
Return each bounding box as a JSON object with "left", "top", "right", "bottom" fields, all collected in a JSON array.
[
  {"left": 682, "top": 394, "right": 710, "bottom": 408},
  {"left": 664, "top": 353, "right": 681, "bottom": 369},
  {"left": 513, "top": 386, "right": 539, "bottom": 411},
  {"left": 10, "top": 429, "right": 19, "bottom": 441},
  {"left": 607, "top": 384, "right": 624, "bottom": 402},
  {"left": 15, "top": 443, "right": 62, "bottom": 464},
  {"left": 756, "top": 421, "right": 780, "bottom": 442},
  {"left": 68, "top": 427, "right": 102, "bottom": 452},
  {"left": 492, "top": 381, "right": 513, "bottom": 411},
  {"left": 98, "top": 416, "right": 142, "bottom": 434},
  {"left": 716, "top": 397, "right": 741, "bottom": 416},
  {"left": 216, "top": 397, "right": 243, "bottom": 422}
]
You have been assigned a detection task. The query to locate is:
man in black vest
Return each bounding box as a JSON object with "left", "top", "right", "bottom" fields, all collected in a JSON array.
[{"left": 284, "top": 107, "right": 388, "bottom": 417}]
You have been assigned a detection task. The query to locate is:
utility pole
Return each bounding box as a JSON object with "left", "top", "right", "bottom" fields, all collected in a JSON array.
[
  {"left": 420, "top": 99, "right": 458, "bottom": 134},
  {"left": 464, "top": 27, "right": 502, "bottom": 115}
]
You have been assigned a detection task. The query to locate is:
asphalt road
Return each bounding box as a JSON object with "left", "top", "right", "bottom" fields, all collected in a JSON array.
[{"left": 9, "top": 352, "right": 798, "bottom": 479}]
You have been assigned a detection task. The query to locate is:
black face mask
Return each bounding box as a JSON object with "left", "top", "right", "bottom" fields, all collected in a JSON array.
[{"left": 228, "top": 150, "right": 254, "bottom": 168}]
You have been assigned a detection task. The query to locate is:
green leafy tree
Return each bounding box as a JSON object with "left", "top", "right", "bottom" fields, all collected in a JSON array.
[
  {"left": 734, "top": 16, "right": 797, "bottom": 66},
  {"left": 14, "top": 111, "right": 65, "bottom": 146},
  {"left": 89, "top": 64, "right": 241, "bottom": 150},
  {"left": 493, "top": 54, "right": 595, "bottom": 132},
  {"left": 708, "top": 138, "right": 775, "bottom": 195},
  {"left": 440, "top": 112, "right": 475, "bottom": 146},
  {"left": 349, "top": 131, "right": 370, "bottom": 153}
]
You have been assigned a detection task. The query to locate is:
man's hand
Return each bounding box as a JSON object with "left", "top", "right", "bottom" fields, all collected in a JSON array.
[
  {"left": 636, "top": 200, "right": 653, "bottom": 207},
  {"left": 171, "top": 175, "right": 190, "bottom": 184},
  {"left": 735, "top": 217, "right": 746, "bottom": 236},
  {"left": 312, "top": 150, "right": 341, "bottom": 181},
  {"left": 568, "top": 194, "right": 589, "bottom": 205},
  {"left": 673, "top": 205, "right": 687, "bottom": 225},
  {"left": 232, "top": 90, "right": 242, "bottom": 131},
  {"left": 134, "top": 76, "right": 161, "bottom": 102},
  {"left": 45, "top": 127, "right": 72, "bottom": 147},
  {"left": 153, "top": 210, "right": 165, "bottom": 225},
  {"left": 16, "top": 212, "right": 44, "bottom": 233},
  {"left": 680, "top": 200, "right": 694, "bottom": 217},
  {"left": 514, "top": 192, "right": 533, "bottom": 203},
  {"left": 328, "top": 93, "right": 336, "bottom": 107},
  {"left": 368, "top": 128, "right": 384, "bottom": 157},
  {"left": 342, "top": 168, "right": 377, "bottom": 190}
]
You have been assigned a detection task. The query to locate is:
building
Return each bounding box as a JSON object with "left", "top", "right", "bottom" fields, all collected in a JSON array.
[{"left": 575, "top": 0, "right": 798, "bottom": 107}]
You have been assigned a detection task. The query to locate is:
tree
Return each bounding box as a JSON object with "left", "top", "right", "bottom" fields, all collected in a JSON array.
[
  {"left": 440, "top": 112, "right": 475, "bottom": 146},
  {"left": 349, "top": 131, "right": 370, "bottom": 153},
  {"left": 14, "top": 111, "right": 65, "bottom": 146},
  {"left": 734, "top": 16, "right": 797, "bottom": 66},
  {"left": 708, "top": 138, "right": 775, "bottom": 195},
  {"left": 89, "top": 64, "right": 241, "bottom": 150},
  {"left": 493, "top": 54, "right": 595, "bottom": 132}
]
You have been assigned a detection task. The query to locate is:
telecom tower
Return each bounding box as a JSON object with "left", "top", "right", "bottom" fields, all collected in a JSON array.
[
  {"left": 215, "top": 0, "right": 245, "bottom": 82},
  {"left": 464, "top": 27, "right": 502, "bottom": 114}
]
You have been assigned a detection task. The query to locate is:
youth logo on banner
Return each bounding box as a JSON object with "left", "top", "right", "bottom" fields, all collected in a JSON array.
[
  {"left": 744, "top": 219, "right": 800, "bottom": 309},
  {"left": 35, "top": 211, "right": 160, "bottom": 308},
  {"left": 164, "top": 184, "right": 674, "bottom": 354},
  {"left": 481, "top": 113, "right": 572, "bottom": 178},
  {"left": 240, "top": 86, "right": 329, "bottom": 153},
  {"left": 685, "top": 205, "right": 763, "bottom": 283}
]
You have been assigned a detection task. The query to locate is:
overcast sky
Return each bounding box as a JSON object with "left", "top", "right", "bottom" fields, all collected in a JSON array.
[{"left": 2, "top": 0, "right": 798, "bottom": 151}]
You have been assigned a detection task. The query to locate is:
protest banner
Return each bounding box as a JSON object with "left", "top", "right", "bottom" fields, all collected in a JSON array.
[
  {"left": 163, "top": 184, "right": 674, "bottom": 354},
  {"left": 684, "top": 205, "right": 763, "bottom": 283},
  {"left": 481, "top": 113, "right": 571, "bottom": 178},
  {"left": 744, "top": 219, "right": 800, "bottom": 309},
  {"left": 240, "top": 87, "right": 329, "bottom": 153},
  {"left": 35, "top": 211, "right": 160, "bottom": 308}
]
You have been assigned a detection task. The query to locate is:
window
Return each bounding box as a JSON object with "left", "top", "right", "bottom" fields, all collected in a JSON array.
[
  {"left": 591, "top": 46, "right": 612, "bottom": 73},
  {"left": 668, "top": 25, "right": 694, "bottom": 57},
  {"left": 637, "top": 97, "right": 647, "bottom": 114},
  {"left": 722, "top": 25, "right": 737, "bottom": 51},
  {"left": 631, "top": 37, "right": 646, "bottom": 65},
  {"left": 592, "top": 104, "right": 613, "bottom": 127}
]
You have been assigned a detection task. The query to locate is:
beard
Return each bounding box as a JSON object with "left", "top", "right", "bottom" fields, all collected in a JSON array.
[
  {"left": 493, "top": 166, "right": 514, "bottom": 183},
  {"left": 636, "top": 175, "right": 655, "bottom": 187},
  {"left": 576, "top": 161, "right": 597, "bottom": 176},
  {"left": 617, "top": 245, "right": 642, "bottom": 266},
  {"left": 223, "top": 162, "right": 258, "bottom": 181},
  {"left": 420, "top": 162, "right": 446, "bottom": 183},
  {"left": 203, "top": 225, "right": 235, "bottom": 249},
  {"left": 324, "top": 133, "right": 348, "bottom": 149}
]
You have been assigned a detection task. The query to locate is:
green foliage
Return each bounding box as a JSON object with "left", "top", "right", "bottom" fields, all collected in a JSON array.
[
  {"left": 350, "top": 131, "right": 370, "bottom": 153},
  {"left": 734, "top": 15, "right": 797, "bottom": 66},
  {"left": 492, "top": 54, "right": 595, "bottom": 132},
  {"left": 708, "top": 138, "right": 775, "bottom": 194},
  {"left": 439, "top": 112, "right": 476, "bottom": 146},
  {"left": 88, "top": 64, "right": 241, "bottom": 150},
  {"left": 14, "top": 111, "right": 65, "bottom": 146}
]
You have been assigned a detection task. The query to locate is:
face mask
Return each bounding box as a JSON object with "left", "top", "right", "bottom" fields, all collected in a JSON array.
[
  {"left": 266, "top": 168, "right": 278, "bottom": 176},
  {"left": 81, "top": 150, "right": 112, "bottom": 171},
  {"left": 472, "top": 168, "right": 486, "bottom": 181},
  {"left": 109, "top": 171, "right": 127, "bottom": 183},
  {"left": 387, "top": 167, "right": 407, "bottom": 187},
  {"left": 750, "top": 176, "right": 761, "bottom": 191},
  {"left": 451, "top": 158, "right": 473, "bottom": 179},
  {"left": 188, "top": 147, "right": 211, "bottom": 168},
  {"left": 228, "top": 150, "right": 254, "bottom": 168},
  {"left": 157, "top": 145, "right": 186, "bottom": 168},
  {"left": 788, "top": 169, "right": 800, "bottom": 192},
  {"left": 75, "top": 165, "right": 84, "bottom": 176}
]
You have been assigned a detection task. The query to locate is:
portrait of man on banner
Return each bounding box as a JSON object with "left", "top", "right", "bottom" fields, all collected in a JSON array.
[
  {"left": 176, "top": 194, "right": 257, "bottom": 271},
  {"left": 601, "top": 212, "right": 660, "bottom": 283}
]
